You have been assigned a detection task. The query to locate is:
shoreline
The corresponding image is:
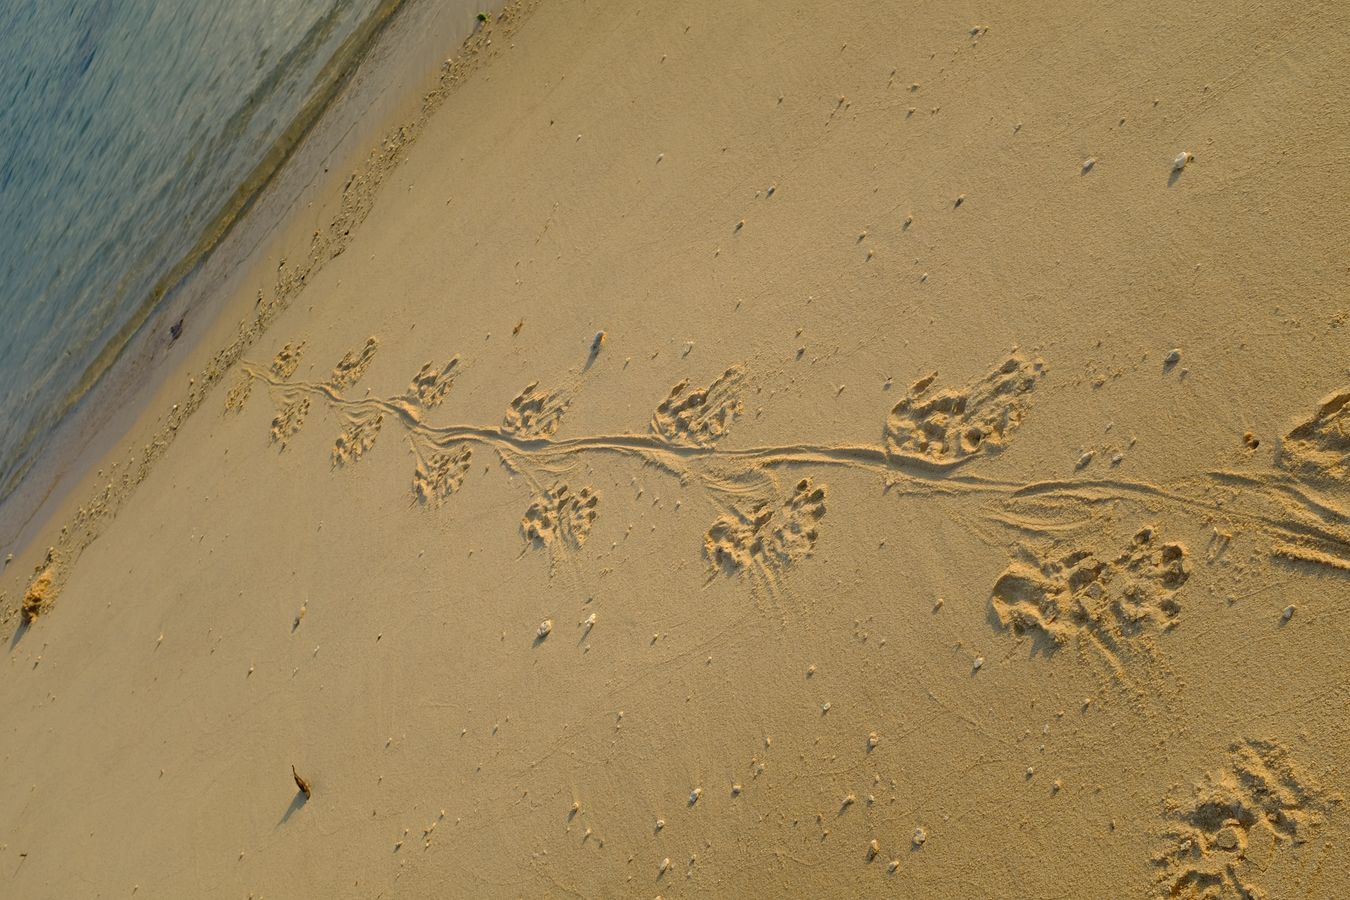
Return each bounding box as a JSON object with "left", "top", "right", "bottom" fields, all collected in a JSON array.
[
  {"left": 0, "top": 0, "right": 522, "bottom": 629},
  {"left": 0, "top": 0, "right": 415, "bottom": 505}
]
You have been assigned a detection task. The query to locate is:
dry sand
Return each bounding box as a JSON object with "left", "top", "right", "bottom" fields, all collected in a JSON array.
[{"left": 4, "top": 0, "right": 1350, "bottom": 897}]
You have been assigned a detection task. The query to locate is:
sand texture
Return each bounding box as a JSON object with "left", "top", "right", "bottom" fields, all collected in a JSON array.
[{"left": 4, "top": 0, "right": 1350, "bottom": 897}]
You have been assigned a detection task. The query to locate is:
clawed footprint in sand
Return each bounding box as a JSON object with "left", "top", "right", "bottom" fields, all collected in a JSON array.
[
  {"left": 651, "top": 366, "right": 746, "bottom": 447},
  {"left": 329, "top": 336, "right": 379, "bottom": 390},
  {"left": 521, "top": 482, "right": 599, "bottom": 549},
  {"left": 990, "top": 525, "right": 1189, "bottom": 688},
  {"left": 1154, "top": 739, "right": 1342, "bottom": 898},
  {"left": 704, "top": 476, "right": 827, "bottom": 580},
  {"left": 884, "top": 353, "right": 1045, "bottom": 468},
  {"left": 503, "top": 380, "right": 572, "bottom": 438},
  {"left": 411, "top": 444, "right": 472, "bottom": 506},
  {"left": 1278, "top": 387, "right": 1350, "bottom": 480}
]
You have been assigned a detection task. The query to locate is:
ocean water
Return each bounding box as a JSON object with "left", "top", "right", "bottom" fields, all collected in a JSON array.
[{"left": 0, "top": 0, "right": 393, "bottom": 505}]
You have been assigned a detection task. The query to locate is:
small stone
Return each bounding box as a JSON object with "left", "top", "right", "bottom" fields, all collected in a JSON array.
[
  {"left": 659, "top": 857, "right": 671, "bottom": 874},
  {"left": 689, "top": 787, "right": 702, "bottom": 805},
  {"left": 868, "top": 732, "right": 880, "bottom": 750},
  {"left": 821, "top": 701, "right": 832, "bottom": 713},
  {"left": 1082, "top": 157, "right": 1096, "bottom": 173},
  {"left": 655, "top": 819, "right": 665, "bottom": 831},
  {"left": 972, "top": 656, "right": 984, "bottom": 672},
  {"left": 1173, "top": 151, "right": 1193, "bottom": 171},
  {"left": 1281, "top": 605, "right": 1295, "bottom": 621},
  {"left": 1164, "top": 348, "right": 1182, "bottom": 365},
  {"left": 912, "top": 826, "right": 927, "bottom": 846},
  {"left": 888, "top": 859, "right": 900, "bottom": 873},
  {"left": 867, "top": 839, "right": 880, "bottom": 859},
  {"left": 731, "top": 783, "right": 742, "bottom": 796},
  {"left": 537, "top": 619, "right": 553, "bottom": 639}
]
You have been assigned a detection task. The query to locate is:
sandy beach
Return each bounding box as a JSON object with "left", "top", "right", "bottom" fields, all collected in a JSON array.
[{"left": 4, "top": 0, "right": 1350, "bottom": 896}]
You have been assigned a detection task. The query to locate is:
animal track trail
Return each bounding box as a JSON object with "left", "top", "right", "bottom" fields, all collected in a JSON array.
[
  {"left": 705, "top": 477, "right": 827, "bottom": 577},
  {"left": 412, "top": 445, "right": 472, "bottom": 506},
  {"left": 332, "top": 410, "right": 384, "bottom": 467},
  {"left": 884, "top": 354, "right": 1045, "bottom": 468},
  {"left": 991, "top": 525, "right": 1189, "bottom": 672},
  {"left": 504, "top": 381, "right": 571, "bottom": 438},
  {"left": 651, "top": 366, "right": 746, "bottom": 447},
  {"left": 329, "top": 337, "right": 379, "bottom": 390},
  {"left": 1154, "top": 740, "right": 1341, "bottom": 899},
  {"left": 522, "top": 483, "right": 599, "bottom": 549},
  {"left": 406, "top": 357, "right": 460, "bottom": 409},
  {"left": 271, "top": 342, "right": 306, "bottom": 378}
]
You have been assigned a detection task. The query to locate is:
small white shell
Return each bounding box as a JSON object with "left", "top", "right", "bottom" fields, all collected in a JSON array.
[{"left": 1173, "top": 151, "right": 1192, "bottom": 171}]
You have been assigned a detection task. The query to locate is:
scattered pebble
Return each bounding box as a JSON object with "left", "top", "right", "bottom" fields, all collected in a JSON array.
[
  {"left": 731, "top": 783, "right": 743, "bottom": 796},
  {"left": 1173, "top": 151, "right": 1193, "bottom": 171},
  {"left": 912, "top": 826, "right": 928, "bottom": 846},
  {"left": 1281, "top": 605, "right": 1295, "bottom": 621},
  {"left": 867, "top": 838, "right": 880, "bottom": 860},
  {"left": 537, "top": 619, "right": 553, "bottom": 639},
  {"left": 888, "top": 859, "right": 900, "bottom": 873},
  {"left": 689, "top": 787, "right": 702, "bottom": 805},
  {"left": 868, "top": 732, "right": 880, "bottom": 750},
  {"left": 1081, "top": 157, "right": 1096, "bottom": 173},
  {"left": 1164, "top": 348, "right": 1182, "bottom": 366},
  {"left": 821, "top": 701, "right": 832, "bottom": 713},
  {"left": 1076, "top": 450, "right": 1095, "bottom": 470},
  {"left": 972, "top": 656, "right": 984, "bottom": 672}
]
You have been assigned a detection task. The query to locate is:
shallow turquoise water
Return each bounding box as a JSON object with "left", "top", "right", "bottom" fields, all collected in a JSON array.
[{"left": 0, "top": 0, "right": 383, "bottom": 503}]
